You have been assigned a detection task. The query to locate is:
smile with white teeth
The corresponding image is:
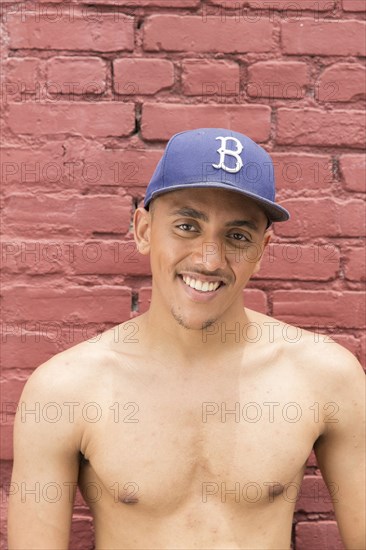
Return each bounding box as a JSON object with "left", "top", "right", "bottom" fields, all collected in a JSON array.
[{"left": 181, "top": 275, "right": 221, "bottom": 292}]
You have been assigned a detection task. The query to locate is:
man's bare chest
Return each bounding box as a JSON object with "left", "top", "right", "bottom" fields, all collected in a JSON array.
[{"left": 79, "top": 364, "right": 321, "bottom": 510}]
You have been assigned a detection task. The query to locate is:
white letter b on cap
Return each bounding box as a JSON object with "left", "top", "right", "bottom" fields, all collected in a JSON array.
[{"left": 212, "top": 136, "right": 243, "bottom": 174}]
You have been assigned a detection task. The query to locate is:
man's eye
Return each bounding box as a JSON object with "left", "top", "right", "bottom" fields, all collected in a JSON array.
[
  {"left": 229, "top": 232, "right": 250, "bottom": 242},
  {"left": 176, "top": 223, "right": 196, "bottom": 231}
]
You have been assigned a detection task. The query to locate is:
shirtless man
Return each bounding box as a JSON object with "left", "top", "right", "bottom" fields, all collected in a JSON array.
[{"left": 8, "top": 128, "right": 365, "bottom": 549}]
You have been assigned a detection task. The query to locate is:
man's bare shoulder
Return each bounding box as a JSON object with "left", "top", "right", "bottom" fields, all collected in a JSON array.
[
  {"left": 246, "top": 308, "right": 364, "bottom": 390},
  {"left": 12, "top": 319, "right": 144, "bottom": 466},
  {"left": 21, "top": 320, "right": 137, "bottom": 403}
]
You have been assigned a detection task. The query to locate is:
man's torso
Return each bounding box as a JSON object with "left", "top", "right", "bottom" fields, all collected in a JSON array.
[{"left": 74, "top": 311, "right": 327, "bottom": 549}]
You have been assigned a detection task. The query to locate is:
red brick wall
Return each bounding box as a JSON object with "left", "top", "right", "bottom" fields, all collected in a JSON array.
[{"left": 1, "top": 0, "right": 365, "bottom": 548}]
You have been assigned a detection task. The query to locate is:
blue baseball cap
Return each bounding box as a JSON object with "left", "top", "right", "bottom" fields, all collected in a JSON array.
[{"left": 144, "top": 128, "right": 290, "bottom": 223}]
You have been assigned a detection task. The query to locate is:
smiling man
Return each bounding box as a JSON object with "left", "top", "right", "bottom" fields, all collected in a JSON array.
[{"left": 8, "top": 129, "right": 365, "bottom": 549}]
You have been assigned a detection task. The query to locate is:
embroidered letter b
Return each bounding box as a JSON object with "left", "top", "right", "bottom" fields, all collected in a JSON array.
[{"left": 212, "top": 136, "right": 243, "bottom": 174}]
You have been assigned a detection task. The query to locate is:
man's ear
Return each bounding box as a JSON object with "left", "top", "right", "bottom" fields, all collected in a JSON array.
[
  {"left": 252, "top": 229, "right": 272, "bottom": 275},
  {"left": 133, "top": 207, "right": 152, "bottom": 255}
]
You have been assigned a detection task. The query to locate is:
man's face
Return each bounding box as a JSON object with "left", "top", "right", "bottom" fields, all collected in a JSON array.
[{"left": 134, "top": 188, "right": 271, "bottom": 331}]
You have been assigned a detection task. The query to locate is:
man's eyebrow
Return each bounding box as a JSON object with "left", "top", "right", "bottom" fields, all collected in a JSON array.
[
  {"left": 224, "top": 219, "right": 259, "bottom": 231},
  {"left": 169, "top": 207, "right": 209, "bottom": 222},
  {"left": 169, "top": 207, "right": 259, "bottom": 231}
]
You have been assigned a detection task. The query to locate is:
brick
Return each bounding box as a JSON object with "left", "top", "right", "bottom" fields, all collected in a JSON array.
[
  {"left": 249, "top": 0, "right": 335, "bottom": 8},
  {"left": 247, "top": 61, "right": 308, "bottom": 99},
  {"left": 138, "top": 287, "right": 151, "bottom": 314},
  {"left": 74, "top": 488, "right": 92, "bottom": 511},
  {"left": 0, "top": 495, "right": 8, "bottom": 549},
  {"left": 2, "top": 286, "right": 132, "bottom": 323},
  {"left": 4, "top": 57, "right": 41, "bottom": 82},
  {"left": 69, "top": 515, "right": 94, "bottom": 550},
  {"left": 1, "top": 144, "right": 66, "bottom": 186},
  {"left": 243, "top": 288, "right": 267, "bottom": 313},
  {"left": 7, "top": 102, "right": 135, "bottom": 138},
  {"left": 317, "top": 63, "right": 366, "bottom": 102},
  {"left": 207, "top": 0, "right": 335, "bottom": 9},
  {"left": 143, "top": 15, "right": 274, "bottom": 53},
  {"left": 141, "top": 103, "right": 271, "bottom": 142},
  {"left": 0, "top": 376, "right": 27, "bottom": 407},
  {"left": 277, "top": 108, "right": 365, "bottom": 148},
  {"left": 63, "top": 146, "right": 163, "bottom": 191},
  {"left": 271, "top": 154, "right": 333, "bottom": 192},
  {"left": 0, "top": 333, "right": 59, "bottom": 370},
  {"left": 0, "top": 423, "right": 14, "bottom": 460},
  {"left": 298, "top": 199, "right": 366, "bottom": 239},
  {"left": 8, "top": 13, "right": 134, "bottom": 52},
  {"left": 76, "top": 0, "right": 199, "bottom": 5},
  {"left": 339, "top": 155, "right": 366, "bottom": 193},
  {"left": 2, "top": 0, "right": 60, "bottom": 4},
  {"left": 282, "top": 19, "right": 366, "bottom": 56},
  {"left": 87, "top": 149, "right": 163, "bottom": 191},
  {"left": 46, "top": 57, "right": 107, "bottom": 95},
  {"left": 272, "top": 290, "right": 365, "bottom": 328},
  {"left": 1, "top": 239, "right": 69, "bottom": 276},
  {"left": 306, "top": 450, "right": 318, "bottom": 468},
  {"left": 296, "top": 521, "right": 343, "bottom": 550},
  {"left": 256, "top": 243, "right": 340, "bottom": 281},
  {"left": 1, "top": 328, "right": 105, "bottom": 370},
  {"left": 344, "top": 247, "right": 366, "bottom": 281},
  {"left": 295, "top": 475, "right": 335, "bottom": 513},
  {"left": 0, "top": 462, "right": 12, "bottom": 531},
  {"left": 274, "top": 199, "right": 366, "bottom": 238},
  {"left": 1, "top": 145, "right": 162, "bottom": 192},
  {"left": 72, "top": 240, "right": 151, "bottom": 276},
  {"left": 182, "top": 59, "right": 240, "bottom": 96},
  {"left": 2, "top": 58, "right": 41, "bottom": 102},
  {"left": 0, "top": 461, "right": 12, "bottom": 488},
  {"left": 113, "top": 58, "right": 174, "bottom": 95},
  {"left": 343, "top": 0, "right": 366, "bottom": 11},
  {"left": 3, "top": 194, "right": 132, "bottom": 236}
]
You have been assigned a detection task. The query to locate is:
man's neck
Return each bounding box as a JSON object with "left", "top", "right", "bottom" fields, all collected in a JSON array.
[{"left": 138, "top": 304, "right": 254, "bottom": 366}]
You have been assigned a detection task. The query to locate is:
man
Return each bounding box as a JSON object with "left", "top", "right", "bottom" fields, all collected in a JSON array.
[{"left": 8, "top": 129, "right": 365, "bottom": 549}]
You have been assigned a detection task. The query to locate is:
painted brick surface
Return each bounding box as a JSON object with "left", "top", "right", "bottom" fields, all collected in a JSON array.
[
  {"left": 182, "top": 59, "right": 240, "bottom": 96},
  {"left": 113, "top": 58, "right": 174, "bottom": 95},
  {"left": 7, "top": 13, "right": 134, "bottom": 51},
  {"left": 141, "top": 103, "right": 271, "bottom": 142},
  {"left": 247, "top": 61, "right": 309, "bottom": 99},
  {"left": 1, "top": 1, "right": 364, "bottom": 548},
  {"left": 339, "top": 154, "right": 366, "bottom": 192},
  {"left": 281, "top": 19, "right": 366, "bottom": 56},
  {"left": 296, "top": 521, "right": 344, "bottom": 550},
  {"left": 316, "top": 63, "right": 366, "bottom": 103},
  {"left": 143, "top": 15, "right": 274, "bottom": 53}
]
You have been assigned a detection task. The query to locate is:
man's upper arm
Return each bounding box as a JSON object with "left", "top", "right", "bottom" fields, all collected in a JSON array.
[
  {"left": 8, "top": 358, "right": 83, "bottom": 550},
  {"left": 314, "top": 349, "right": 365, "bottom": 550}
]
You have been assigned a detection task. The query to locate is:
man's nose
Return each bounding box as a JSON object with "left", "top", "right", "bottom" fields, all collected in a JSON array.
[{"left": 193, "top": 238, "right": 228, "bottom": 272}]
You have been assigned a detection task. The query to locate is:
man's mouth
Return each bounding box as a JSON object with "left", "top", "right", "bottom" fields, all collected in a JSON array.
[{"left": 180, "top": 274, "right": 224, "bottom": 293}]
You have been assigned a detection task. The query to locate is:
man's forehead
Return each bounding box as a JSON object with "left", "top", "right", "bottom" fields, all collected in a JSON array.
[{"left": 154, "top": 189, "right": 268, "bottom": 227}]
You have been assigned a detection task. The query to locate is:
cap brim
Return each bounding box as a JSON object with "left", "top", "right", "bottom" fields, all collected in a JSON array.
[{"left": 144, "top": 182, "right": 290, "bottom": 223}]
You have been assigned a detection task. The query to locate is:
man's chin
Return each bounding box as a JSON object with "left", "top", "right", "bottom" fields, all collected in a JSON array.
[{"left": 171, "top": 309, "right": 217, "bottom": 332}]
